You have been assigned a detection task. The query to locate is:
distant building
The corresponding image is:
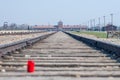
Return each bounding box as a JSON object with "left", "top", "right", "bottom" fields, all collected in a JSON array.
[
  {"left": 102, "top": 24, "right": 117, "bottom": 31},
  {"left": 117, "top": 26, "right": 120, "bottom": 31},
  {"left": 62, "top": 25, "right": 81, "bottom": 31},
  {"left": 33, "top": 21, "right": 88, "bottom": 31},
  {"left": 9, "top": 23, "right": 17, "bottom": 30},
  {"left": 58, "top": 21, "right": 63, "bottom": 28},
  {"left": 33, "top": 25, "right": 56, "bottom": 31},
  {"left": 90, "top": 26, "right": 101, "bottom": 31},
  {"left": 18, "top": 24, "right": 30, "bottom": 30}
]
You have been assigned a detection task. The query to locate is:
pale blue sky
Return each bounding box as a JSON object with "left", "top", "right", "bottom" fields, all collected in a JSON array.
[{"left": 0, "top": 0, "right": 120, "bottom": 26}]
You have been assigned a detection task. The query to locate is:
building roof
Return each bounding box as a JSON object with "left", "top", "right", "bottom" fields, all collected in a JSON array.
[
  {"left": 63, "top": 25, "right": 79, "bottom": 28},
  {"left": 105, "top": 24, "right": 117, "bottom": 28},
  {"left": 33, "top": 25, "right": 87, "bottom": 29},
  {"left": 33, "top": 25, "right": 55, "bottom": 28}
]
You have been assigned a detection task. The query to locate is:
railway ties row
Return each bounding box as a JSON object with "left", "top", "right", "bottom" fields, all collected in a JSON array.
[{"left": 0, "top": 31, "right": 120, "bottom": 79}]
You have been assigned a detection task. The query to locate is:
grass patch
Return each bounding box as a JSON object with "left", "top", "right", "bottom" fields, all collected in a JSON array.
[{"left": 72, "top": 31, "right": 107, "bottom": 38}]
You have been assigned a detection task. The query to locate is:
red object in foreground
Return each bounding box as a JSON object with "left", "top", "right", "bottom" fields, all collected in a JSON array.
[{"left": 27, "top": 60, "right": 35, "bottom": 73}]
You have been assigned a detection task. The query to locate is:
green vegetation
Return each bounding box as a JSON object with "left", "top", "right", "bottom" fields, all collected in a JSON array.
[{"left": 73, "top": 31, "right": 107, "bottom": 38}]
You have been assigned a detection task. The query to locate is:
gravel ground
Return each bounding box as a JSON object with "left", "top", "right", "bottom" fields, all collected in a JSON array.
[
  {"left": 0, "top": 77, "right": 119, "bottom": 80},
  {"left": 0, "top": 32, "right": 53, "bottom": 45}
]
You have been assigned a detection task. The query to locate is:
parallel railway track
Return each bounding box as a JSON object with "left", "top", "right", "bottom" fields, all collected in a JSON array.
[{"left": 0, "top": 31, "right": 120, "bottom": 80}]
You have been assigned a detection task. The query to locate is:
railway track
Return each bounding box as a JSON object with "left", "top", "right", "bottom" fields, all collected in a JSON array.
[
  {"left": 0, "top": 30, "right": 45, "bottom": 36},
  {"left": 0, "top": 31, "right": 120, "bottom": 80}
]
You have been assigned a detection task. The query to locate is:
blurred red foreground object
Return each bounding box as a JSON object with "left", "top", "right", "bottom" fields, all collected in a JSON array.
[{"left": 27, "top": 60, "right": 35, "bottom": 73}]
